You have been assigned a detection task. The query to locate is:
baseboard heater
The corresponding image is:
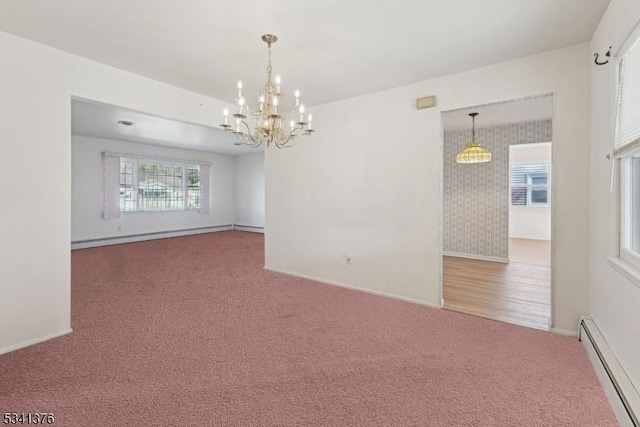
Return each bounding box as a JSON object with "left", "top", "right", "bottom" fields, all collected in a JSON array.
[
  {"left": 71, "top": 225, "right": 233, "bottom": 249},
  {"left": 579, "top": 318, "right": 639, "bottom": 426},
  {"left": 233, "top": 224, "right": 265, "bottom": 233}
]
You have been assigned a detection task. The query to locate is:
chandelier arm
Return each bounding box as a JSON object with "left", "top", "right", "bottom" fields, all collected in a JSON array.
[
  {"left": 237, "top": 120, "right": 265, "bottom": 148},
  {"left": 274, "top": 126, "right": 302, "bottom": 148},
  {"left": 242, "top": 136, "right": 264, "bottom": 148},
  {"left": 246, "top": 106, "right": 265, "bottom": 117}
]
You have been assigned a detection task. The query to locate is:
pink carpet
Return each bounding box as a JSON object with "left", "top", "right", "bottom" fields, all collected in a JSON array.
[{"left": 1, "top": 231, "right": 616, "bottom": 426}]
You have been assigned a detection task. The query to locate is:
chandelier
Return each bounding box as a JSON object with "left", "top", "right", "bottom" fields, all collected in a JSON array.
[
  {"left": 220, "top": 34, "right": 315, "bottom": 148},
  {"left": 456, "top": 112, "right": 491, "bottom": 164}
]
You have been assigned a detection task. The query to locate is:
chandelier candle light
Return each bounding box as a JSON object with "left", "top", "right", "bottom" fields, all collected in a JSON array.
[
  {"left": 456, "top": 112, "right": 491, "bottom": 164},
  {"left": 220, "top": 34, "right": 315, "bottom": 148}
]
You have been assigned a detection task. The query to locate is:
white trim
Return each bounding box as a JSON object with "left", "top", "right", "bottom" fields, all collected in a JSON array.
[
  {"left": 550, "top": 327, "right": 578, "bottom": 337},
  {"left": 264, "top": 266, "right": 441, "bottom": 309},
  {"left": 443, "top": 251, "right": 509, "bottom": 263},
  {"left": 614, "top": 137, "right": 640, "bottom": 158},
  {"left": 579, "top": 318, "right": 639, "bottom": 427},
  {"left": 0, "top": 328, "right": 73, "bottom": 356},
  {"left": 71, "top": 225, "right": 233, "bottom": 249},
  {"left": 606, "top": 255, "right": 640, "bottom": 290},
  {"left": 620, "top": 247, "right": 640, "bottom": 272},
  {"left": 614, "top": 18, "right": 640, "bottom": 59}
]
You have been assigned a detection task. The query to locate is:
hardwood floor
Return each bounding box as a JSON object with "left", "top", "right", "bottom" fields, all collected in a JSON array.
[
  {"left": 509, "top": 238, "right": 551, "bottom": 266},
  {"left": 443, "top": 240, "right": 551, "bottom": 330}
]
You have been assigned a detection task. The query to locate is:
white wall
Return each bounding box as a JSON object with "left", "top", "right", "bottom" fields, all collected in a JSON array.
[
  {"left": 509, "top": 209, "right": 551, "bottom": 241},
  {"left": 509, "top": 142, "right": 552, "bottom": 240},
  {"left": 266, "top": 43, "right": 591, "bottom": 333},
  {"left": 590, "top": 0, "right": 640, "bottom": 390},
  {"left": 0, "top": 30, "right": 230, "bottom": 354},
  {"left": 71, "top": 136, "right": 235, "bottom": 242},
  {"left": 234, "top": 152, "right": 265, "bottom": 229}
]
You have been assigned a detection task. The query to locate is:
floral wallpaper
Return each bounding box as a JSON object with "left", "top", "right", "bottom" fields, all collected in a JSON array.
[{"left": 443, "top": 119, "right": 552, "bottom": 260}]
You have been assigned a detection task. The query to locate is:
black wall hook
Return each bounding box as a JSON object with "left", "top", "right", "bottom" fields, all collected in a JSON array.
[{"left": 594, "top": 46, "right": 612, "bottom": 65}]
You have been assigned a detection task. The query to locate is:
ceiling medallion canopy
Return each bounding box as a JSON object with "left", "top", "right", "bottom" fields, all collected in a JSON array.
[
  {"left": 456, "top": 112, "right": 491, "bottom": 164},
  {"left": 220, "top": 34, "right": 315, "bottom": 148}
]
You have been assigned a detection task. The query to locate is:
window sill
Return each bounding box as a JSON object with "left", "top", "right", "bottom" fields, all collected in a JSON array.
[{"left": 605, "top": 255, "right": 640, "bottom": 290}]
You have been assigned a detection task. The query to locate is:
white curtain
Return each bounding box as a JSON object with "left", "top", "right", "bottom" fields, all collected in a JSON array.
[
  {"left": 199, "top": 164, "right": 210, "bottom": 214},
  {"left": 102, "top": 152, "right": 121, "bottom": 219}
]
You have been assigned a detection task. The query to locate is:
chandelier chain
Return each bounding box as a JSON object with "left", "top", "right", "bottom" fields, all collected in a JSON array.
[{"left": 267, "top": 44, "right": 272, "bottom": 84}]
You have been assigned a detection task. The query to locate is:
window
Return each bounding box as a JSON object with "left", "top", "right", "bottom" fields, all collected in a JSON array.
[
  {"left": 102, "top": 152, "right": 210, "bottom": 219},
  {"left": 511, "top": 164, "right": 550, "bottom": 207},
  {"left": 617, "top": 29, "right": 640, "bottom": 264},
  {"left": 621, "top": 156, "right": 640, "bottom": 256},
  {"left": 119, "top": 158, "right": 201, "bottom": 212}
]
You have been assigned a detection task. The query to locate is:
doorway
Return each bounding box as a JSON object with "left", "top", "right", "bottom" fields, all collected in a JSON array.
[{"left": 441, "top": 95, "right": 553, "bottom": 330}]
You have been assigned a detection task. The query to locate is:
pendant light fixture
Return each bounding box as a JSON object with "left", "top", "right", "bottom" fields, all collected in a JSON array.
[{"left": 456, "top": 112, "right": 491, "bottom": 164}]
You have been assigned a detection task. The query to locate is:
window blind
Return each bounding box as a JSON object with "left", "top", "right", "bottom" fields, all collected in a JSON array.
[
  {"left": 511, "top": 164, "right": 549, "bottom": 185},
  {"left": 511, "top": 164, "right": 549, "bottom": 207},
  {"left": 615, "top": 33, "right": 640, "bottom": 156}
]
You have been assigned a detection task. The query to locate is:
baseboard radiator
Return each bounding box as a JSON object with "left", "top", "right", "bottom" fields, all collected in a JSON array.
[
  {"left": 233, "top": 224, "right": 265, "bottom": 234},
  {"left": 71, "top": 225, "right": 233, "bottom": 249},
  {"left": 579, "top": 318, "right": 639, "bottom": 427}
]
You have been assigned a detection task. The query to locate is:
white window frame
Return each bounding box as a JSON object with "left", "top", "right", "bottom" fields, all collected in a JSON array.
[
  {"left": 612, "top": 23, "right": 640, "bottom": 279},
  {"left": 619, "top": 156, "right": 640, "bottom": 268},
  {"left": 102, "top": 151, "right": 210, "bottom": 218},
  {"left": 510, "top": 163, "right": 550, "bottom": 208},
  {"left": 120, "top": 157, "right": 202, "bottom": 213},
  {"left": 526, "top": 173, "right": 550, "bottom": 207}
]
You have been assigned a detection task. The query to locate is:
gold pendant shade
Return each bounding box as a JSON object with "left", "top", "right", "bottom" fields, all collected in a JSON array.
[
  {"left": 456, "top": 112, "right": 491, "bottom": 164},
  {"left": 456, "top": 143, "right": 492, "bottom": 163}
]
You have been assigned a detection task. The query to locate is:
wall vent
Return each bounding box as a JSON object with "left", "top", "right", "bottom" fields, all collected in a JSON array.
[{"left": 416, "top": 95, "right": 436, "bottom": 110}]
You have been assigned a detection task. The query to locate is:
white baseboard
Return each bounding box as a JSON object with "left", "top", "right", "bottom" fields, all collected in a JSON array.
[
  {"left": 443, "top": 251, "right": 509, "bottom": 263},
  {"left": 71, "top": 225, "right": 233, "bottom": 249},
  {"left": 579, "top": 317, "right": 639, "bottom": 427},
  {"left": 264, "top": 266, "right": 441, "bottom": 309},
  {"left": 550, "top": 327, "right": 578, "bottom": 337},
  {"left": 0, "top": 328, "right": 73, "bottom": 356},
  {"left": 233, "top": 225, "right": 265, "bottom": 234}
]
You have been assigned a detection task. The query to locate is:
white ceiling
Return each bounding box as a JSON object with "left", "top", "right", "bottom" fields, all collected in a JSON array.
[
  {"left": 0, "top": 0, "right": 609, "bottom": 107},
  {"left": 71, "top": 99, "right": 258, "bottom": 155},
  {"left": 442, "top": 95, "right": 553, "bottom": 131}
]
